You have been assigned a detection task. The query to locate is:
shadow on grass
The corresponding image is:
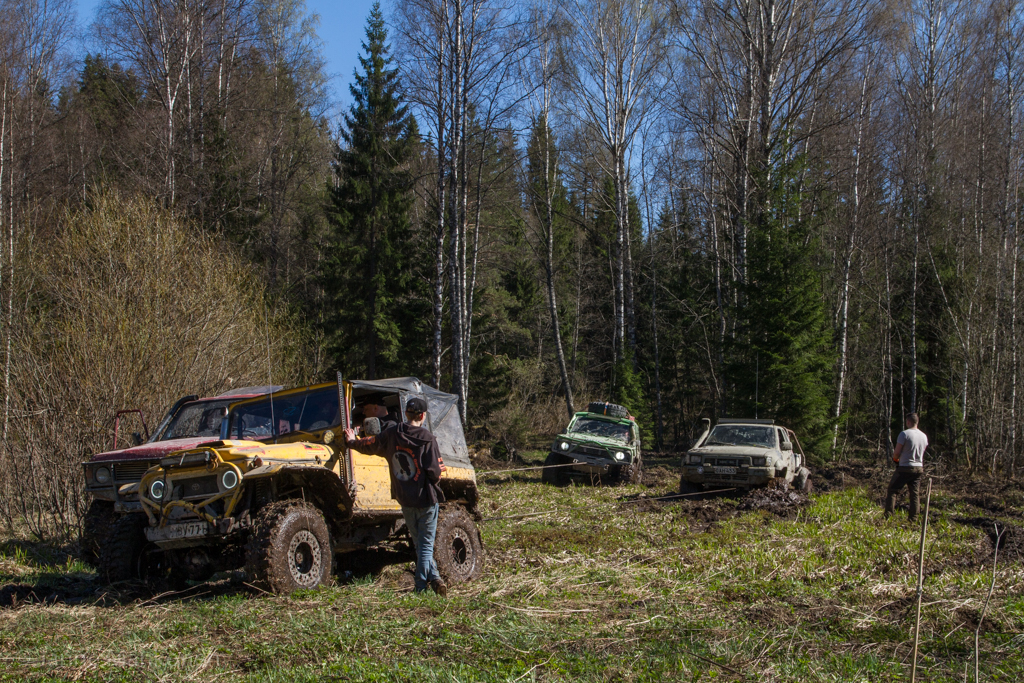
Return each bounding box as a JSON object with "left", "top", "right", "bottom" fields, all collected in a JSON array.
[
  {"left": 0, "top": 570, "right": 257, "bottom": 609},
  {"left": 0, "top": 541, "right": 417, "bottom": 609}
]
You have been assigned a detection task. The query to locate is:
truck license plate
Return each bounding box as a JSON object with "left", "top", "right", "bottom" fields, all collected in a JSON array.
[
  {"left": 165, "top": 522, "right": 208, "bottom": 540},
  {"left": 714, "top": 466, "right": 737, "bottom": 475}
]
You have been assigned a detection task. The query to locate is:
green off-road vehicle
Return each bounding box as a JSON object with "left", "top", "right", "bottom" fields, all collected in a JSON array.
[
  {"left": 542, "top": 402, "right": 642, "bottom": 485},
  {"left": 679, "top": 418, "right": 812, "bottom": 493}
]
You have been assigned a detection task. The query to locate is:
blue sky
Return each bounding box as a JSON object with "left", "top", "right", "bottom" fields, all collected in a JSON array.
[{"left": 75, "top": 0, "right": 380, "bottom": 108}]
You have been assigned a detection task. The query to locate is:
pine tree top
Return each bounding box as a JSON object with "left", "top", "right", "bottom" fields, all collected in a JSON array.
[{"left": 343, "top": 1, "right": 410, "bottom": 149}]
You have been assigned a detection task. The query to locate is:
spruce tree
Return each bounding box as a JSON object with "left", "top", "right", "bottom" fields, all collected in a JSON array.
[
  {"left": 324, "top": 2, "right": 416, "bottom": 379},
  {"left": 731, "top": 154, "right": 834, "bottom": 454}
]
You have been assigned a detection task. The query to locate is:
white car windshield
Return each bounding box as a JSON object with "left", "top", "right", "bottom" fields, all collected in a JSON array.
[
  {"left": 568, "top": 418, "right": 632, "bottom": 442},
  {"left": 705, "top": 425, "right": 775, "bottom": 448}
]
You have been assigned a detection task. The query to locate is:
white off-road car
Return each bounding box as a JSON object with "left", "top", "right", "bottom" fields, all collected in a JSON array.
[{"left": 679, "top": 418, "right": 812, "bottom": 493}]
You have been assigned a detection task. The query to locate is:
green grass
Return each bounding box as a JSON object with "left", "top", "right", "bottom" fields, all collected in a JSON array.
[{"left": 0, "top": 453, "right": 1021, "bottom": 681}]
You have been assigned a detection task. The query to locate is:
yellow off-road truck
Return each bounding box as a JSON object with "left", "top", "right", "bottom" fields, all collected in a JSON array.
[{"left": 98, "top": 376, "right": 483, "bottom": 593}]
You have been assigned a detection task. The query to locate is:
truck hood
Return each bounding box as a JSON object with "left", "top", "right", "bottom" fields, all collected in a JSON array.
[
  {"left": 89, "top": 437, "right": 221, "bottom": 463},
  {"left": 688, "top": 445, "right": 775, "bottom": 458}
]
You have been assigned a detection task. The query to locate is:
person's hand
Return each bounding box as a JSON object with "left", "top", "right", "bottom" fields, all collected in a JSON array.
[{"left": 343, "top": 428, "right": 357, "bottom": 443}]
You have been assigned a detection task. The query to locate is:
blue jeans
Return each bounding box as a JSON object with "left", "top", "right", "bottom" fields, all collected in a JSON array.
[{"left": 403, "top": 504, "right": 441, "bottom": 591}]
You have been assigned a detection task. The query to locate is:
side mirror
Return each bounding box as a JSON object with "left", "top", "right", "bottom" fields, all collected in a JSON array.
[
  {"left": 781, "top": 440, "right": 792, "bottom": 451},
  {"left": 131, "top": 432, "right": 143, "bottom": 446},
  {"left": 363, "top": 417, "right": 381, "bottom": 436}
]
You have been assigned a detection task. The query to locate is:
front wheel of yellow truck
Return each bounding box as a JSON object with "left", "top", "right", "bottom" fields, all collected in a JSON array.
[
  {"left": 245, "top": 501, "right": 334, "bottom": 593},
  {"left": 99, "top": 512, "right": 187, "bottom": 589}
]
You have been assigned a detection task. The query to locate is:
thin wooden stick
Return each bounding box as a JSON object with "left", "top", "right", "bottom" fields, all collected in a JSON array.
[
  {"left": 911, "top": 477, "right": 932, "bottom": 683},
  {"left": 975, "top": 523, "right": 1002, "bottom": 683}
]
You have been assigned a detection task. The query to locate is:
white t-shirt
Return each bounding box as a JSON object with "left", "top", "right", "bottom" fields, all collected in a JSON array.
[{"left": 897, "top": 428, "right": 928, "bottom": 467}]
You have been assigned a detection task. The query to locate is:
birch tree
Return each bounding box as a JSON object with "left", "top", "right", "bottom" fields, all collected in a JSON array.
[
  {"left": 523, "top": 3, "right": 575, "bottom": 417},
  {"left": 98, "top": 0, "right": 207, "bottom": 205},
  {"left": 398, "top": 0, "right": 525, "bottom": 423},
  {"left": 561, "top": 0, "right": 669, "bottom": 365}
]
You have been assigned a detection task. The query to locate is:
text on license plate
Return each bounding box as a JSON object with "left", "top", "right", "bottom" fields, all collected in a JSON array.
[
  {"left": 714, "top": 466, "right": 737, "bottom": 474},
  {"left": 166, "top": 522, "right": 208, "bottom": 539}
]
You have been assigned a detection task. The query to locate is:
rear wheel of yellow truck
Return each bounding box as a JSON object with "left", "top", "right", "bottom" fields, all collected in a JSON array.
[
  {"left": 434, "top": 505, "right": 484, "bottom": 584},
  {"left": 245, "top": 501, "right": 334, "bottom": 593}
]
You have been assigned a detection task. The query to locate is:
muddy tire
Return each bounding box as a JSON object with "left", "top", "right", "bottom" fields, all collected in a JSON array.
[
  {"left": 614, "top": 455, "right": 643, "bottom": 485},
  {"left": 82, "top": 500, "right": 117, "bottom": 566},
  {"left": 434, "top": 506, "right": 484, "bottom": 584},
  {"left": 794, "top": 467, "right": 813, "bottom": 493},
  {"left": 245, "top": 501, "right": 333, "bottom": 594},
  {"left": 99, "top": 513, "right": 187, "bottom": 589},
  {"left": 587, "top": 402, "right": 629, "bottom": 418},
  {"left": 679, "top": 475, "right": 703, "bottom": 495},
  {"left": 99, "top": 512, "right": 149, "bottom": 583},
  {"left": 542, "top": 452, "right": 566, "bottom": 485}
]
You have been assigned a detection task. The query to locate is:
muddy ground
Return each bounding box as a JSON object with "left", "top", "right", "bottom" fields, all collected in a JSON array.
[{"left": 2, "top": 455, "right": 1020, "bottom": 610}]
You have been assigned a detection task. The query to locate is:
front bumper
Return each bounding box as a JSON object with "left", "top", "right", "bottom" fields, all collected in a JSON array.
[
  {"left": 682, "top": 465, "right": 774, "bottom": 488},
  {"left": 139, "top": 449, "right": 245, "bottom": 529},
  {"left": 556, "top": 451, "right": 634, "bottom": 474},
  {"left": 566, "top": 452, "right": 613, "bottom": 474}
]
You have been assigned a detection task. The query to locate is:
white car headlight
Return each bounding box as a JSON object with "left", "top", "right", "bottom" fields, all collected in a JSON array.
[
  {"left": 560, "top": 442, "right": 570, "bottom": 451},
  {"left": 150, "top": 480, "right": 165, "bottom": 500},
  {"left": 615, "top": 452, "right": 625, "bottom": 461},
  {"left": 95, "top": 467, "right": 111, "bottom": 484},
  {"left": 688, "top": 454, "right": 701, "bottom": 464},
  {"left": 221, "top": 469, "right": 239, "bottom": 490}
]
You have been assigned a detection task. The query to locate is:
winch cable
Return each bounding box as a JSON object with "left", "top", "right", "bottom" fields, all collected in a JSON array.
[
  {"left": 478, "top": 462, "right": 581, "bottom": 475},
  {"left": 479, "top": 460, "right": 739, "bottom": 522},
  {"left": 480, "top": 488, "right": 739, "bottom": 522}
]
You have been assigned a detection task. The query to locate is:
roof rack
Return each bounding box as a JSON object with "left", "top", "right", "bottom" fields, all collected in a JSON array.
[{"left": 717, "top": 418, "right": 775, "bottom": 425}]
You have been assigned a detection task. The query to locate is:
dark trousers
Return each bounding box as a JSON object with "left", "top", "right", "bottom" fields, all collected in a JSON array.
[{"left": 885, "top": 467, "right": 923, "bottom": 521}]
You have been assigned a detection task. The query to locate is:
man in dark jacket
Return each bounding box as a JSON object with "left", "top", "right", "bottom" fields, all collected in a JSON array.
[{"left": 344, "top": 397, "right": 447, "bottom": 595}]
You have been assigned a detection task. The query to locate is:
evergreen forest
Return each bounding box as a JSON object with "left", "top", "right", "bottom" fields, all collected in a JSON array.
[{"left": 1, "top": 0, "right": 1023, "bottom": 536}]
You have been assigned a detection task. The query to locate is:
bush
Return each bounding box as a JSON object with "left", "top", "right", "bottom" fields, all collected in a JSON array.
[{"left": 0, "top": 194, "right": 307, "bottom": 540}]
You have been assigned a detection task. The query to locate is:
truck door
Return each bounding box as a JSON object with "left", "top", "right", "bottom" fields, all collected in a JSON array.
[{"left": 350, "top": 390, "right": 402, "bottom": 513}]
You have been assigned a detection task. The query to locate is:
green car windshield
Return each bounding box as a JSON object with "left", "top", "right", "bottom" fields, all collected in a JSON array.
[
  {"left": 569, "top": 418, "right": 632, "bottom": 442},
  {"left": 705, "top": 425, "right": 775, "bottom": 448}
]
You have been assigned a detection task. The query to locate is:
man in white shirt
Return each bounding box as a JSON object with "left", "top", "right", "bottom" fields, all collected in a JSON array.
[{"left": 884, "top": 413, "right": 928, "bottom": 522}]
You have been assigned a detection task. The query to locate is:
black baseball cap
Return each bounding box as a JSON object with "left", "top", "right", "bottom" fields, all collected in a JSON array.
[{"left": 405, "top": 397, "right": 428, "bottom": 414}]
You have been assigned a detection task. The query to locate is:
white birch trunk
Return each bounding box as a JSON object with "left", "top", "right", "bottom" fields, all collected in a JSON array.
[{"left": 833, "top": 70, "right": 870, "bottom": 451}]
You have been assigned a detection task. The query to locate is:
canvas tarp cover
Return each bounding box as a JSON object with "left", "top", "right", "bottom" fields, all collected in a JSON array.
[{"left": 349, "top": 377, "right": 472, "bottom": 470}]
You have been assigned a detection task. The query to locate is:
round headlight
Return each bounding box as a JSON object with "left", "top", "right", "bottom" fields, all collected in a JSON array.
[
  {"left": 697, "top": 466, "right": 704, "bottom": 474},
  {"left": 221, "top": 469, "right": 239, "bottom": 490},
  {"left": 560, "top": 442, "right": 570, "bottom": 451},
  {"left": 614, "top": 452, "right": 625, "bottom": 461},
  {"left": 323, "top": 430, "right": 335, "bottom": 445},
  {"left": 150, "top": 480, "right": 165, "bottom": 500},
  {"left": 95, "top": 467, "right": 111, "bottom": 484}
]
